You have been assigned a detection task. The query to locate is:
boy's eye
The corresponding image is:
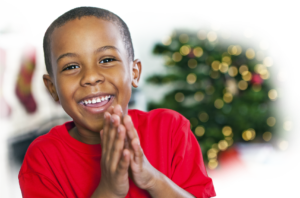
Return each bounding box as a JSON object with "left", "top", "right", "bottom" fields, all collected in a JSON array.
[
  {"left": 63, "top": 65, "right": 79, "bottom": 71},
  {"left": 100, "top": 58, "right": 115, "bottom": 64}
]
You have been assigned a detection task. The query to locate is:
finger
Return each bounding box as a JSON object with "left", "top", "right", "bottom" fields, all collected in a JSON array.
[
  {"left": 106, "top": 105, "right": 114, "bottom": 115},
  {"left": 123, "top": 115, "right": 138, "bottom": 140},
  {"left": 113, "top": 104, "right": 123, "bottom": 119},
  {"left": 102, "top": 112, "right": 111, "bottom": 154},
  {"left": 116, "top": 149, "right": 130, "bottom": 175},
  {"left": 100, "top": 129, "right": 103, "bottom": 143},
  {"left": 131, "top": 138, "right": 144, "bottom": 164},
  {"left": 107, "top": 114, "right": 121, "bottom": 154},
  {"left": 110, "top": 124, "right": 126, "bottom": 170}
]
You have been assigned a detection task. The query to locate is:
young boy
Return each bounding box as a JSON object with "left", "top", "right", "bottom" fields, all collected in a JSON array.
[{"left": 18, "top": 7, "right": 216, "bottom": 198}]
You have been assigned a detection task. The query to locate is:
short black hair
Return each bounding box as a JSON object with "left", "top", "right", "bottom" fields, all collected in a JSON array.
[{"left": 43, "top": 6, "right": 134, "bottom": 76}]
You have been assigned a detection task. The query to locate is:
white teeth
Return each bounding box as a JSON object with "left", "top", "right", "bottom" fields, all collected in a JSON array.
[{"left": 83, "top": 95, "right": 111, "bottom": 105}]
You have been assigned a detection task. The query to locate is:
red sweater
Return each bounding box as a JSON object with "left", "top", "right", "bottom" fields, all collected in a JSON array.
[{"left": 19, "top": 109, "right": 216, "bottom": 198}]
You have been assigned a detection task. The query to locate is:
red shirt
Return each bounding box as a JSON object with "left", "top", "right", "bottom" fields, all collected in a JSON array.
[{"left": 19, "top": 109, "right": 216, "bottom": 198}]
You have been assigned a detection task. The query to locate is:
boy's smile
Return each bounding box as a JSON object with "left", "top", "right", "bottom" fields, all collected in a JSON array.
[{"left": 43, "top": 16, "right": 141, "bottom": 143}]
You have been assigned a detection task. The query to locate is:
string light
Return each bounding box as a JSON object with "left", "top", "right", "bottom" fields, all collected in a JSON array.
[
  {"left": 241, "top": 71, "right": 252, "bottom": 81},
  {"left": 260, "top": 40, "right": 269, "bottom": 50},
  {"left": 197, "top": 30, "right": 206, "bottom": 40},
  {"left": 278, "top": 140, "right": 288, "bottom": 151},
  {"left": 262, "top": 132, "right": 272, "bottom": 141},
  {"left": 187, "top": 73, "right": 197, "bottom": 84},
  {"left": 198, "top": 112, "right": 209, "bottom": 122},
  {"left": 219, "top": 63, "right": 229, "bottom": 73},
  {"left": 207, "top": 148, "right": 218, "bottom": 159},
  {"left": 208, "top": 159, "right": 218, "bottom": 169},
  {"left": 194, "top": 91, "right": 204, "bottom": 102},
  {"left": 222, "top": 126, "right": 232, "bottom": 136},
  {"left": 263, "top": 57, "right": 273, "bottom": 67},
  {"left": 266, "top": 117, "right": 276, "bottom": 127},
  {"left": 195, "top": 126, "right": 205, "bottom": 136},
  {"left": 175, "top": 92, "right": 184, "bottom": 102},
  {"left": 211, "top": 60, "right": 221, "bottom": 71},
  {"left": 193, "top": 47, "right": 203, "bottom": 57},
  {"left": 242, "top": 128, "right": 256, "bottom": 141},
  {"left": 244, "top": 28, "right": 254, "bottom": 38},
  {"left": 283, "top": 121, "right": 292, "bottom": 131},
  {"left": 228, "top": 45, "right": 242, "bottom": 55},
  {"left": 207, "top": 31, "right": 218, "bottom": 42},
  {"left": 245, "top": 48, "right": 255, "bottom": 59},
  {"left": 221, "top": 29, "right": 231, "bottom": 39},
  {"left": 223, "top": 93, "right": 233, "bottom": 103},
  {"left": 222, "top": 56, "right": 232, "bottom": 65},
  {"left": 228, "top": 66, "right": 238, "bottom": 77},
  {"left": 268, "top": 89, "right": 278, "bottom": 100},
  {"left": 179, "top": 34, "right": 189, "bottom": 43},
  {"left": 218, "top": 140, "right": 228, "bottom": 151},
  {"left": 211, "top": 21, "right": 221, "bottom": 31},
  {"left": 214, "top": 99, "right": 224, "bottom": 109},
  {"left": 238, "top": 80, "right": 248, "bottom": 90},
  {"left": 172, "top": 52, "right": 182, "bottom": 62},
  {"left": 180, "top": 45, "right": 191, "bottom": 56},
  {"left": 239, "top": 65, "right": 248, "bottom": 74}
]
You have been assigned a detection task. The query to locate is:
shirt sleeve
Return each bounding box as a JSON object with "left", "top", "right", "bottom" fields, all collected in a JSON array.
[
  {"left": 19, "top": 172, "right": 66, "bottom": 198},
  {"left": 170, "top": 118, "right": 216, "bottom": 198}
]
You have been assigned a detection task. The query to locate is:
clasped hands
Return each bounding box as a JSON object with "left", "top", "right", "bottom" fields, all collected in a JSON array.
[{"left": 97, "top": 105, "right": 160, "bottom": 198}]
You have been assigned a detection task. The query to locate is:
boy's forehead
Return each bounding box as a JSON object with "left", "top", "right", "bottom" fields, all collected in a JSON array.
[{"left": 50, "top": 17, "right": 126, "bottom": 62}]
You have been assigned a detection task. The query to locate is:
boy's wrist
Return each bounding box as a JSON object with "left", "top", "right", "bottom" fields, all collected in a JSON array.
[
  {"left": 144, "top": 171, "right": 165, "bottom": 196},
  {"left": 92, "top": 183, "right": 125, "bottom": 198}
]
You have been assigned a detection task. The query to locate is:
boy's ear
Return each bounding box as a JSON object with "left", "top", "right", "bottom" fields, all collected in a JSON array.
[
  {"left": 43, "top": 74, "right": 59, "bottom": 101},
  {"left": 131, "top": 59, "right": 142, "bottom": 88}
]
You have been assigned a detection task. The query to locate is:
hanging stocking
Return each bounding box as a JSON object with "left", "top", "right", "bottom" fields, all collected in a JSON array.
[
  {"left": 15, "top": 47, "right": 37, "bottom": 113},
  {"left": 0, "top": 48, "right": 12, "bottom": 118}
]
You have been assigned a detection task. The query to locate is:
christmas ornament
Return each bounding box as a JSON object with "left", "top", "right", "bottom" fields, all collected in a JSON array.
[
  {"left": 251, "top": 73, "right": 263, "bottom": 85},
  {"left": 15, "top": 41, "right": 37, "bottom": 113}
]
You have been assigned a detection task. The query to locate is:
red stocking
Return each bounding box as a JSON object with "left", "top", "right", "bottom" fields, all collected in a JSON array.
[
  {"left": 15, "top": 47, "right": 37, "bottom": 113},
  {"left": 0, "top": 48, "right": 12, "bottom": 118}
]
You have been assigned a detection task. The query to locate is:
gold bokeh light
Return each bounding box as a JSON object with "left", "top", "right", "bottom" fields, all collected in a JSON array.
[
  {"left": 266, "top": 117, "right": 276, "bottom": 127},
  {"left": 188, "top": 59, "right": 197, "bottom": 68},
  {"left": 242, "top": 128, "right": 256, "bottom": 141},
  {"left": 223, "top": 93, "right": 233, "bottom": 103},
  {"left": 228, "top": 66, "right": 238, "bottom": 77},
  {"left": 238, "top": 80, "right": 248, "bottom": 90},
  {"left": 245, "top": 48, "right": 255, "bottom": 59},
  {"left": 211, "top": 60, "right": 221, "bottom": 71},
  {"left": 194, "top": 91, "right": 204, "bottom": 102},
  {"left": 207, "top": 31, "right": 217, "bottom": 42},
  {"left": 162, "top": 36, "right": 172, "bottom": 46},
  {"left": 222, "top": 126, "right": 232, "bottom": 136},
  {"left": 239, "top": 65, "right": 249, "bottom": 74},
  {"left": 193, "top": 47, "right": 203, "bottom": 57},
  {"left": 198, "top": 112, "right": 209, "bottom": 122},
  {"left": 180, "top": 45, "right": 191, "bottom": 56},
  {"left": 172, "top": 52, "right": 182, "bottom": 62},
  {"left": 187, "top": 73, "right": 197, "bottom": 84},
  {"left": 242, "top": 71, "right": 252, "bottom": 81},
  {"left": 218, "top": 140, "right": 228, "bottom": 151},
  {"left": 197, "top": 30, "right": 206, "bottom": 40},
  {"left": 263, "top": 132, "right": 272, "bottom": 141},
  {"left": 268, "top": 89, "right": 278, "bottom": 100},
  {"left": 195, "top": 126, "right": 205, "bottom": 137},
  {"left": 214, "top": 99, "right": 224, "bottom": 109}
]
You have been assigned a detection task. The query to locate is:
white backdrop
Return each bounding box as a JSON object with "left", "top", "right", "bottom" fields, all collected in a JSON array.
[{"left": 0, "top": 0, "right": 202, "bottom": 198}]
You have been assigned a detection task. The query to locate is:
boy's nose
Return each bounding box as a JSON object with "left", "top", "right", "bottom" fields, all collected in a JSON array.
[{"left": 80, "top": 68, "right": 105, "bottom": 86}]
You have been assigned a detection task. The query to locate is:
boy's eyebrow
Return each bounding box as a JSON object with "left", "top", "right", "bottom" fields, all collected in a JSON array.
[{"left": 56, "top": 46, "right": 119, "bottom": 63}]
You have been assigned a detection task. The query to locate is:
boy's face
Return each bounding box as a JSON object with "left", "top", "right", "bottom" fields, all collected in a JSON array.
[{"left": 43, "top": 17, "right": 141, "bottom": 133}]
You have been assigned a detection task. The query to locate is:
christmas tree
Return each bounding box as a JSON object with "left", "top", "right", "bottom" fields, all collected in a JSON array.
[{"left": 146, "top": 30, "right": 279, "bottom": 169}]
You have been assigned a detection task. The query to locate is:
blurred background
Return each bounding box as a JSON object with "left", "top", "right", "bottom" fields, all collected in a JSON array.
[{"left": 1, "top": 0, "right": 300, "bottom": 197}]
